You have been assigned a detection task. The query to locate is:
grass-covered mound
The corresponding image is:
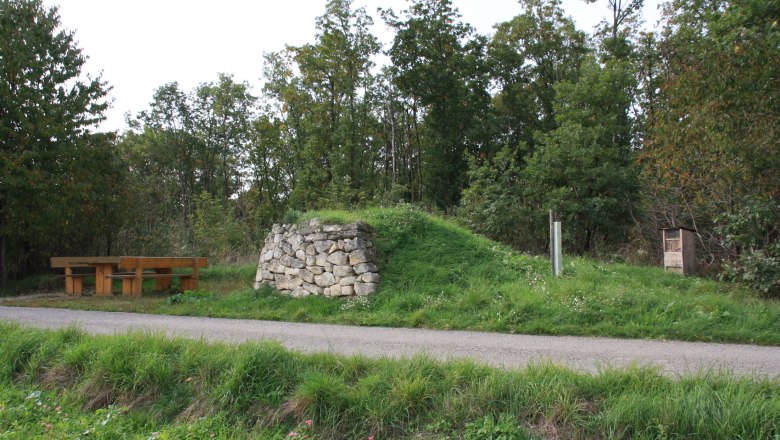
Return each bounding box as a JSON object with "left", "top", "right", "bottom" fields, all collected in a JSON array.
[
  {"left": 1, "top": 324, "right": 778, "bottom": 439},
  {"left": 9, "top": 206, "right": 780, "bottom": 345}
]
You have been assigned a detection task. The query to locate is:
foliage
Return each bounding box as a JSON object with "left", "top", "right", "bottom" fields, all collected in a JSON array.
[
  {"left": 459, "top": 147, "right": 546, "bottom": 252},
  {"left": 192, "top": 192, "right": 249, "bottom": 261},
  {"left": 0, "top": 325, "right": 779, "bottom": 439},
  {"left": 488, "top": 0, "right": 589, "bottom": 151},
  {"left": 464, "top": 414, "right": 532, "bottom": 440},
  {"left": 717, "top": 197, "right": 780, "bottom": 297},
  {"left": 168, "top": 290, "right": 219, "bottom": 305},
  {"left": 0, "top": 0, "right": 112, "bottom": 282},
  {"left": 384, "top": 0, "right": 492, "bottom": 209},
  {"left": 461, "top": 55, "right": 640, "bottom": 255},
  {"left": 639, "top": 0, "right": 780, "bottom": 267}
]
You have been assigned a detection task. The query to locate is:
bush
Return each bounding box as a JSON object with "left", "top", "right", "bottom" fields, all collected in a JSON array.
[{"left": 717, "top": 197, "right": 780, "bottom": 297}]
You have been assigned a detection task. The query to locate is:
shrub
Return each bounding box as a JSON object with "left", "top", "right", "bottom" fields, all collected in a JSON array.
[{"left": 717, "top": 197, "right": 780, "bottom": 297}]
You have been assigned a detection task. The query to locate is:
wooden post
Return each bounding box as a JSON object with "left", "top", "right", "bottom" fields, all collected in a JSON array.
[
  {"left": 64, "top": 267, "right": 74, "bottom": 295},
  {"left": 94, "top": 264, "right": 113, "bottom": 296},
  {"left": 155, "top": 268, "right": 172, "bottom": 291},
  {"left": 72, "top": 276, "right": 84, "bottom": 296},
  {"left": 133, "top": 266, "right": 143, "bottom": 297}
]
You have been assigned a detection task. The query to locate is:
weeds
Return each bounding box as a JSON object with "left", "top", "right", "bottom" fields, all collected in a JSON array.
[{"left": 168, "top": 290, "right": 219, "bottom": 305}]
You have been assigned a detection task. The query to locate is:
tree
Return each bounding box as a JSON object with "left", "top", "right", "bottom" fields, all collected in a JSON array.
[
  {"left": 263, "top": 0, "right": 381, "bottom": 209},
  {"left": 0, "top": 0, "right": 110, "bottom": 283},
  {"left": 384, "top": 0, "right": 492, "bottom": 209},
  {"left": 525, "top": 57, "right": 639, "bottom": 254},
  {"left": 639, "top": 0, "right": 780, "bottom": 269},
  {"left": 488, "top": 0, "right": 589, "bottom": 153}
]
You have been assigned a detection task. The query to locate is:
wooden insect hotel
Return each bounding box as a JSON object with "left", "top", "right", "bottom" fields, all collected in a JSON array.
[{"left": 661, "top": 227, "right": 696, "bottom": 275}]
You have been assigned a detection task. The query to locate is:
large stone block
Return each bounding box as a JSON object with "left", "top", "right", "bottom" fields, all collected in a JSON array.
[
  {"left": 275, "top": 274, "right": 303, "bottom": 291},
  {"left": 333, "top": 265, "right": 354, "bottom": 278},
  {"left": 299, "top": 269, "right": 314, "bottom": 284},
  {"left": 354, "top": 282, "right": 377, "bottom": 296},
  {"left": 314, "top": 272, "right": 336, "bottom": 287},
  {"left": 353, "top": 262, "right": 378, "bottom": 274},
  {"left": 314, "top": 240, "right": 335, "bottom": 253},
  {"left": 327, "top": 251, "right": 349, "bottom": 266},
  {"left": 342, "top": 237, "right": 370, "bottom": 252},
  {"left": 280, "top": 255, "right": 306, "bottom": 269},
  {"left": 349, "top": 249, "right": 374, "bottom": 265},
  {"left": 339, "top": 276, "right": 357, "bottom": 286},
  {"left": 361, "top": 272, "right": 380, "bottom": 283}
]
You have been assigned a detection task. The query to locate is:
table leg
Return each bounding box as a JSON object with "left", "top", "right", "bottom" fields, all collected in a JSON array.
[
  {"left": 95, "top": 264, "right": 113, "bottom": 296},
  {"left": 133, "top": 267, "right": 143, "bottom": 297},
  {"left": 191, "top": 260, "right": 200, "bottom": 291},
  {"left": 64, "top": 267, "right": 74, "bottom": 295},
  {"left": 155, "top": 268, "right": 172, "bottom": 291},
  {"left": 72, "top": 276, "right": 84, "bottom": 296},
  {"left": 122, "top": 278, "right": 133, "bottom": 296}
]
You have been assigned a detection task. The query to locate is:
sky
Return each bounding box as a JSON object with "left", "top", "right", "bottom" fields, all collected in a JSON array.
[{"left": 45, "top": 0, "right": 663, "bottom": 132}]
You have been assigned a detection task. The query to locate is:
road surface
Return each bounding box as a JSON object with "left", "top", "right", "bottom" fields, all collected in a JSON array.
[{"left": 1, "top": 306, "right": 778, "bottom": 377}]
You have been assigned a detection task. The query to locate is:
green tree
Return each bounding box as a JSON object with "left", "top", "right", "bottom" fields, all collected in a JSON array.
[
  {"left": 525, "top": 57, "right": 639, "bottom": 254},
  {"left": 488, "top": 0, "right": 589, "bottom": 153},
  {"left": 263, "top": 0, "right": 381, "bottom": 209},
  {"left": 384, "top": 0, "right": 492, "bottom": 209},
  {"left": 0, "top": 0, "right": 110, "bottom": 282},
  {"left": 192, "top": 74, "right": 256, "bottom": 199}
]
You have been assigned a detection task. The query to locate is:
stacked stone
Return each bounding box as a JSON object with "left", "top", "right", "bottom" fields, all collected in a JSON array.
[{"left": 255, "top": 219, "right": 380, "bottom": 297}]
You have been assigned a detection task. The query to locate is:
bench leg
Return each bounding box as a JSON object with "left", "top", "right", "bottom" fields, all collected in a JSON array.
[
  {"left": 65, "top": 268, "right": 74, "bottom": 295},
  {"left": 155, "top": 268, "right": 172, "bottom": 291},
  {"left": 72, "top": 276, "right": 84, "bottom": 297},
  {"left": 133, "top": 267, "right": 143, "bottom": 297},
  {"left": 122, "top": 278, "right": 134, "bottom": 296},
  {"left": 179, "top": 276, "right": 198, "bottom": 292}
]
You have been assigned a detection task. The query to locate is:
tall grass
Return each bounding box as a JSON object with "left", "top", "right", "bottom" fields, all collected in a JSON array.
[
  {"left": 0, "top": 323, "right": 777, "bottom": 439},
  {"left": 9, "top": 206, "right": 780, "bottom": 345}
]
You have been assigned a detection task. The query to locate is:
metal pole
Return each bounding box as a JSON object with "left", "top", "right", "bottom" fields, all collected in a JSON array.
[{"left": 553, "top": 221, "right": 562, "bottom": 276}]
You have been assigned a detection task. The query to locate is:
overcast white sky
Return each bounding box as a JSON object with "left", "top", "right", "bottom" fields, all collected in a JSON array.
[{"left": 45, "top": 0, "right": 663, "bottom": 132}]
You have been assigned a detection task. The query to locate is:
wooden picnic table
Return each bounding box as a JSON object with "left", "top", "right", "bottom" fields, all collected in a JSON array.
[{"left": 50, "top": 256, "right": 208, "bottom": 297}]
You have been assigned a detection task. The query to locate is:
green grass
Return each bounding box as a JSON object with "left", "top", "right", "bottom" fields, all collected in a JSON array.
[
  {"left": 0, "top": 323, "right": 778, "bottom": 439},
  {"left": 8, "top": 206, "right": 780, "bottom": 345}
]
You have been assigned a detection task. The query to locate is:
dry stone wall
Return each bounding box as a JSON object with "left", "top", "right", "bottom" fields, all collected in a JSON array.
[{"left": 255, "top": 219, "right": 380, "bottom": 297}]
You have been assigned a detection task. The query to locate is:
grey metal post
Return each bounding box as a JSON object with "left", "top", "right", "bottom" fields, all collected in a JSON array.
[
  {"left": 550, "top": 210, "right": 563, "bottom": 276},
  {"left": 553, "top": 221, "right": 562, "bottom": 276}
]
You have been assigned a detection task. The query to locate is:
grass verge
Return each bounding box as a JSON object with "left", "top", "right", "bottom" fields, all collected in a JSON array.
[
  {"left": 7, "top": 206, "right": 780, "bottom": 345},
  {"left": 0, "top": 323, "right": 778, "bottom": 439}
]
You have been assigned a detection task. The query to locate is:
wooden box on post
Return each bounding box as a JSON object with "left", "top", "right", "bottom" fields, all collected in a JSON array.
[{"left": 662, "top": 227, "right": 696, "bottom": 275}]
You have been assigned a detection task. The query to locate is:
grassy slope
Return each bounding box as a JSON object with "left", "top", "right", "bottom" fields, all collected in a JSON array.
[
  {"left": 0, "top": 324, "right": 778, "bottom": 439},
  {"left": 8, "top": 207, "right": 780, "bottom": 345}
]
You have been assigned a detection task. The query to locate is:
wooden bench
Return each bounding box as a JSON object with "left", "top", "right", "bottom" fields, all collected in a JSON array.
[
  {"left": 115, "top": 257, "right": 208, "bottom": 297},
  {"left": 50, "top": 257, "right": 121, "bottom": 297},
  {"left": 50, "top": 256, "right": 208, "bottom": 297}
]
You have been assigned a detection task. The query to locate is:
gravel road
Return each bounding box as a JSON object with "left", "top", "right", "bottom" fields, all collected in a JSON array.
[{"left": 1, "top": 306, "right": 778, "bottom": 378}]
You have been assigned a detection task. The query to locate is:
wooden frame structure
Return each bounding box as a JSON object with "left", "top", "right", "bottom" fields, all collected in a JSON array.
[{"left": 661, "top": 228, "right": 696, "bottom": 275}]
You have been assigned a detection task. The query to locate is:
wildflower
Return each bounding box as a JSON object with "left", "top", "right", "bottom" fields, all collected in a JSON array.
[
  {"left": 288, "top": 432, "right": 298, "bottom": 437},
  {"left": 305, "top": 419, "right": 313, "bottom": 427}
]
